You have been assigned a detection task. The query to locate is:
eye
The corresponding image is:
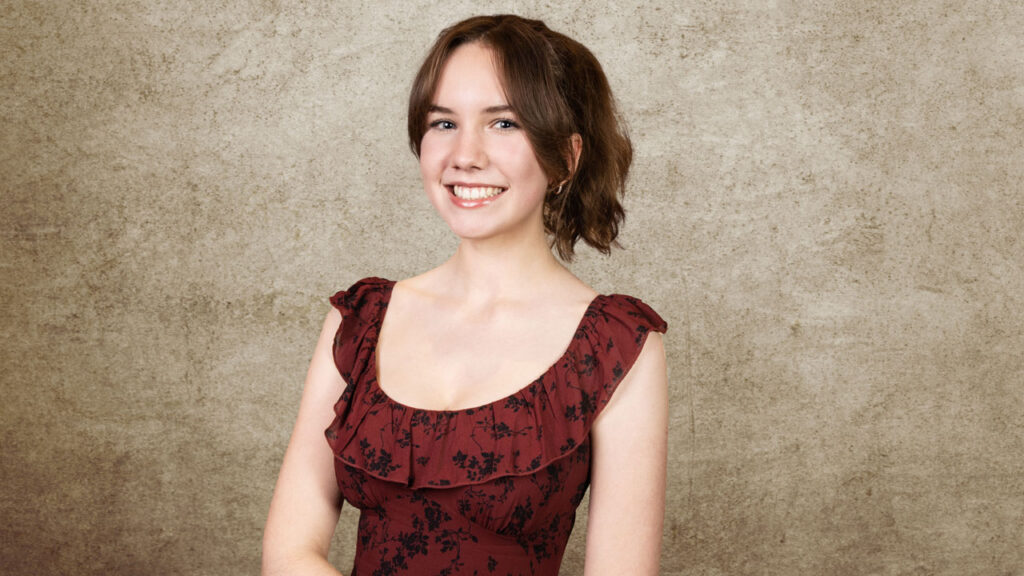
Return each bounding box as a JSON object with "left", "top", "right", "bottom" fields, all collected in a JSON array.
[
  {"left": 429, "top": 119, "right": 456, "bottom": 131},
  {"left": 494, "top": 118, "right": 519, "bottom": 130}
]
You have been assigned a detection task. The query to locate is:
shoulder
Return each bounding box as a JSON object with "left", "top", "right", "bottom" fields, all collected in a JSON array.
[
  {"left": 588, "top": 295, "right": 668, "bottom": 448},
  {"left": 328, "top": 276, "right": 394, "bottom": 318},
  {"left": 588, "top": 292, "right": 667, "bottom": 388},
  {"left": 329, "top": 276, "right": 393, "bottom": 303},
  {"left": 591, "top": 292, "right": 668, "bottom": 341},
  {"left": 551, "top": 291, "right": 666, "bottom": 428}
]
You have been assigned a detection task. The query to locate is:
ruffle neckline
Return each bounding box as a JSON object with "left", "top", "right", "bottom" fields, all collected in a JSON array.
[{"left": 325, "top": 277, "right": 667, "bottom": 489}]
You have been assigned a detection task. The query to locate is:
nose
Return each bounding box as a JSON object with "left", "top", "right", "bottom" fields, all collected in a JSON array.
[{"left": 452, "top": 128, "right": 487, "bottom": 170}]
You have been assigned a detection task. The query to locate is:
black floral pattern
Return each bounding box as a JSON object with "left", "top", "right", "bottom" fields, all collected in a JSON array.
[{"left": 325, "top": 277, "right": 667, "bottom": 575}]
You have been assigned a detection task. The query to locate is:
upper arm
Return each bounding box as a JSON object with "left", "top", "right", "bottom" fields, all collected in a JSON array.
[
  {"left": 263, "top": 308, "right": 347, "bottom": 570},
  {"left": 583, "top": 331, "right": 668, "bottom": 576}
]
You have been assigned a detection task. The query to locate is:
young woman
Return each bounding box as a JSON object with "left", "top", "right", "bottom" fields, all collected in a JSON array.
[{"left": 263, "top": 15, "right": 668, "bottom": 576}]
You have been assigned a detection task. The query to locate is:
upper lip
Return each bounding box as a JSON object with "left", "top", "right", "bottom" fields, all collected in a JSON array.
[{"left": 445, "top": 182, "right": 507, "bottom": 189}]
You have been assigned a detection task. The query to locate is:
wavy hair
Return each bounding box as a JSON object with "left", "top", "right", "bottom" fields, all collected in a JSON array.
[{"left": 408, "top": 15, "right": 632, "bottom": 261}]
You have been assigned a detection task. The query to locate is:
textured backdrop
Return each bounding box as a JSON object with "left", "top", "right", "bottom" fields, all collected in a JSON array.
[{"left": 2, "top": 1, "right": 1022, "bottom": 575}]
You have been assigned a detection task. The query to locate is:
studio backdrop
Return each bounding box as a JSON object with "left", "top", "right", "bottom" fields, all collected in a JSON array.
[{"left": 1, "top": 1, "right": 1021, "bottom": 574}]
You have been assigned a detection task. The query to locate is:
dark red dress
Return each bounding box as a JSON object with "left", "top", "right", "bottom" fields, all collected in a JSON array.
[{"left": 325, "top": 277, "right": 667, "bottom": 576}]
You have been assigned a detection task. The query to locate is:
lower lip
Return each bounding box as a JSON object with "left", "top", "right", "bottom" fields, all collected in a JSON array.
[{"left": 448, "top": 188, "right": 505, "bottom": 209}]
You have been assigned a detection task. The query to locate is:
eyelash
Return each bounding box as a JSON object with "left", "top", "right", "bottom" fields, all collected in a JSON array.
[
  {"left": 429, "top": 119, "right": 456, "bottom": 130},
  {"left": 494, "top": 118, "right": 519, "bottom": 129},
  {"left": 427, "top": 118, "right": 520, "bottom": 130}
]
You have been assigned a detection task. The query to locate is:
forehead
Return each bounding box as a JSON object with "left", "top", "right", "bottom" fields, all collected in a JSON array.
[{"left": 432, "top": 42, "right": 508, "bottom": 106}]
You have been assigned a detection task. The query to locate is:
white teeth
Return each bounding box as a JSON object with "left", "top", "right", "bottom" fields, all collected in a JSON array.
[{"left": 452, "top": 185, "right": 504, "bottom": 199}]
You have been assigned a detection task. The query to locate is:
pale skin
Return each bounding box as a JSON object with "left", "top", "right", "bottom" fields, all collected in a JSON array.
[{"left": 262, "top": 42, "right": 667, "bottom": 575}]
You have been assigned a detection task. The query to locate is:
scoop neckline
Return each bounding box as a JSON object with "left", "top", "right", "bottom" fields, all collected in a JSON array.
[{"left": 369, "top": 279, "right": 605, "bottom": 414}]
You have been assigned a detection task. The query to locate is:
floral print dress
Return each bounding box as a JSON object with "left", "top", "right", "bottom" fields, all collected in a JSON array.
[{"left": 325, "top": 277, "right": 667, "bottom": 576}]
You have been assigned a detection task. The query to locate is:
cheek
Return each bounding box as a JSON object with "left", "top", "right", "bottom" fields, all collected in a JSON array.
[
  {"left": 418, "top": 135, "right": 445, "bottom": 177},
  {"left": 511, "top": 148, "right": 549, "bottom": 186},
  {"left": 493, "top": 139, "right": 547, "bottom": 184}
]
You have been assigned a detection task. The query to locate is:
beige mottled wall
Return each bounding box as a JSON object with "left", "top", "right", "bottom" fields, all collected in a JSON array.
[{"left": 2, "top": 1, "right": 1022, "bottom": 574}]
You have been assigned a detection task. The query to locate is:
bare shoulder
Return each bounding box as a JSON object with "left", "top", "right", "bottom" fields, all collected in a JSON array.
[{"left": 389, "top": 270, "right": 446, "bottom": 312}]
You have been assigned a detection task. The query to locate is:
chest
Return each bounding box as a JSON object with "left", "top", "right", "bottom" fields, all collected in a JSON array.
[{"left": 375, "top": 302, "right": 588, "bottom": 411}]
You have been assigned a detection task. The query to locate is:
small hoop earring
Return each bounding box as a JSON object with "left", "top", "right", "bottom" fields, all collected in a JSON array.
[{"left": 556, "top": 184, "right": 563, "bottom": 195}]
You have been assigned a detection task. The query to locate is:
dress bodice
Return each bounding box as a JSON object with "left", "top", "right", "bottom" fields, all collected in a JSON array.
[{"left": 325, "top": 277, "right": 667, "bottom": 575}]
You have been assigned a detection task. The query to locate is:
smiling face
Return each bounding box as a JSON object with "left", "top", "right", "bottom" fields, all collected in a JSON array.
[{"left": 418, "top": 42, "right": 551, "bottom": 245}]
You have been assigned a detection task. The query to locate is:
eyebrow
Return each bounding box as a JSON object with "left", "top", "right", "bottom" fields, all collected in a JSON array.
[{"left": 428, "top": 104, "right": 514, "bottom": 114}]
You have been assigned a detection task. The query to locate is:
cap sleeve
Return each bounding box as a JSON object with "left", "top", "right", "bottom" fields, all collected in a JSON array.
[
  {"left": 328, "top": 277, "right": 393, "bottom": 385},
  {"left": 562, "top": 293, "right": 668, "bottom": 432},
  {"left": 329, "top": 276, "right": 392, "bottom": 320}
]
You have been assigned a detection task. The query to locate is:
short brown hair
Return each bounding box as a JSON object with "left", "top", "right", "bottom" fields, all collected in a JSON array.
[{"left": 408, "top": 15, "right": 632, "bottom": 261}]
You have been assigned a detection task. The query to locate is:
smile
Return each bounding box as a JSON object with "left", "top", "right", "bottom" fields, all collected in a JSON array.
[{"left": 450, "top": 185, "right": 506, "bottom": 200}]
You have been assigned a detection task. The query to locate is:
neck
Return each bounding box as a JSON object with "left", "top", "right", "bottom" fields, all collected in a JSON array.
[{"left": 438, "top": 233, "right": 566, "bottom": 304}]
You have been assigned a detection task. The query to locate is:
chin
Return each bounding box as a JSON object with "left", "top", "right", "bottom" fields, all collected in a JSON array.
[{"left": 443, "top": 221, "right": 501, "bottom": 241}]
